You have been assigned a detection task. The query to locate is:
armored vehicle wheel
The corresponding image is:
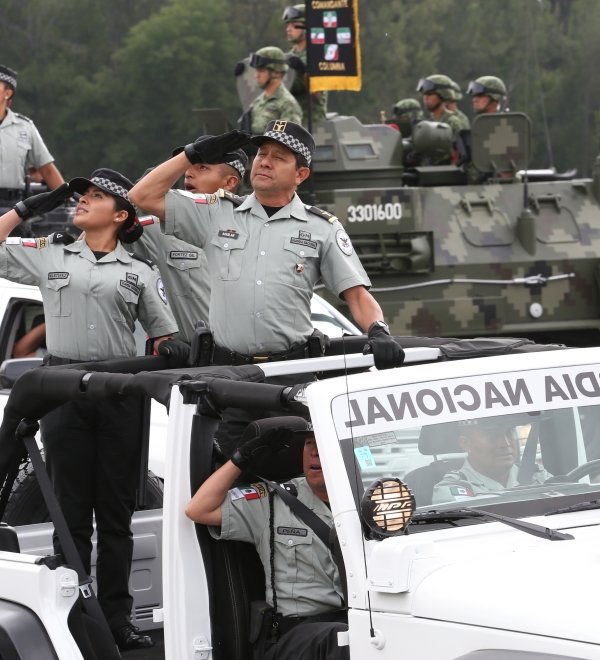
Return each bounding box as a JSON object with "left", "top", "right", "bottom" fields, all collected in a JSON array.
[{"left": 3, "top": 457, "right": 164, "bottom": 526}]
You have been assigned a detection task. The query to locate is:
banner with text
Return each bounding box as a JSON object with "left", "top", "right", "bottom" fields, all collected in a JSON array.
[{"left": 307, "top": 0, "right": 362, "bottom": 92}]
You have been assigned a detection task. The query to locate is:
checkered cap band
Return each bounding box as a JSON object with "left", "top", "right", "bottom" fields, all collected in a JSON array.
[
  {"left": 263, "top": 130, "right": 312, "bottom": 164},
  {"left": 226, "top": 158, "right": 246, "bottom": 179},
  {"left": 91, "top": 176, "right": 130, "bottom": 201},
  {"left": 0, "top": 72, "right": 17, "bottom": 89}
]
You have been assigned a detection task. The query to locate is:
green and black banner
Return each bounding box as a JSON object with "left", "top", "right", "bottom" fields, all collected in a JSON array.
[{"left": 306, "top": 0, "right": 362, "bottom": 92}]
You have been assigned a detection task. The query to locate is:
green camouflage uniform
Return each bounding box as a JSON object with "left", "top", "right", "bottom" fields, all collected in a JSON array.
[
  {"left": 249, "top": 84, "right": 302, "bottom": 135},
  {"left": 287, "top": 48, "right": 328, "bottom": 124},
  {"left": 453, "top": 108, "right": 471, "bottom": 131}
]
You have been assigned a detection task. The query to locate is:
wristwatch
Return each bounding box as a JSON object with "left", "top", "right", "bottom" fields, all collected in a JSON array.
[{"left": 368, "top": 320, "right": 390, "bottom": 335}]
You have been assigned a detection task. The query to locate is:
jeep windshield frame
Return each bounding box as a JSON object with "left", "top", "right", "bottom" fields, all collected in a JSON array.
[{"left": 306, "top": 343, "right": 600, "bottom": 524}]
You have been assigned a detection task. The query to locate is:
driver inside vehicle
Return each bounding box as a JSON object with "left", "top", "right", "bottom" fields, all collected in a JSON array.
[{"left": 432, "top": 416, "right": 548, "bottom": 504}]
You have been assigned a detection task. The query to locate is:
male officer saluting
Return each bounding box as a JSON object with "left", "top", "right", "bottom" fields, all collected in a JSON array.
[
  {"left": 136, "top": 148, "right": 248, "bottom": 342},
  {"left": 129, "top": 122, "right": 403, "bottom": 455}
]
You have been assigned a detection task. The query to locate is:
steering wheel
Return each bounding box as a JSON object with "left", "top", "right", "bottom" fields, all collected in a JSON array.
[{"left": 562, "top": 459, "right": 600, "bottom": 482}]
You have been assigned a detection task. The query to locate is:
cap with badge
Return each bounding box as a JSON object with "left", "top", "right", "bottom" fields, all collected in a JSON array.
[
  {"left": 69, "top": 168, "right": 143, "bottom": 243},
  {"left": 0, "top": 65, "right": 17, "bottom": 91},
  {"left": 172, "top": 142, "right": 248, "bottom": 179},
  {"left": 250, "top": 120, "right": 315, "bottom": 165}
]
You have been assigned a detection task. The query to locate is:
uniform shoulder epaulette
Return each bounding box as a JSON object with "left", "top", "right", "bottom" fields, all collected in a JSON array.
[
  {"left": 304, "top": 204, "right": 337, "bottom": 224},
  {"left": 15, "top": 113, "right": 33, "bottom": 123},
  {"left": 49, "top": 232, "right": 75, "bottom": 245},
  {"left": 218, "top": 188, "right": 246, "bottom": 206},
  {"left": 129, "top": 252, "right": 155, "bottom": 268}
]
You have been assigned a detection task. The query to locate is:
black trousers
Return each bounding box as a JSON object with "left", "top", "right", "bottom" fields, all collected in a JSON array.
[
  {"left": 262, "top": 621, "right": 349, "bottom": 660},
  {"left": 41, "top": 395, "right": 143, "bottom": 630}
]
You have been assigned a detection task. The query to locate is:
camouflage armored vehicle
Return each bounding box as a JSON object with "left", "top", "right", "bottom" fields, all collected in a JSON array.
[{"left": 303, "top": 112, "right": 600, "bottom": 346}]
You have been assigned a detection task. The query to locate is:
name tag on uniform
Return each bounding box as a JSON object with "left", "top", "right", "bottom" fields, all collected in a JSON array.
[
  {"left": 218, "top": 229, "right": 239, "bottom": 240},
  {"left": 126, "top": 273, "right": 139, "bottom": 285},
  {"left": 120, "top": 280, "right": 140, "bottom": 295},
  {"left": 169, "top": 251, "right": 198, "bottom": 260},
  {"left": 290, "top": 230, "right": 317, "bottom": 250},
  {"left": 277, "top": 526, "right": 308, "bottom": 537},
  {"left": 48, "top": 271, "right": 69, "bottom": 280}
]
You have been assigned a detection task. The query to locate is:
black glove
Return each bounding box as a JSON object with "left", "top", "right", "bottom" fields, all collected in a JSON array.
[
  {"left": 231, "top": 417, "right": 310, "bottom": 471},
  {"left": 184, "top": 130, "right": 251, "bottom": 165},
  {"left": 158, "top": 338, "right": 191, "bottom": 366},
  {"left": 363, "top": 322, "right": 405, "bottom": 370},
  {"left": 233, "top": 60, "right": 245, "bottom": 77},
  {"left": 14, "top": 183, "right": 72, "bottom": 221},
  {"left": 287, "top": 55, "right": 307, "bottom": 75}
]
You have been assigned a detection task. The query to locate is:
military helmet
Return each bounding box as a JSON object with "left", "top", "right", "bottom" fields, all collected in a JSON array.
[
  {"left": 393, "top": 98, "right": 423, "bottom": 117},
  {"left": 283, "top": 4, "right": 305, "bottom": 24},
  {"left": 250, "top": 47, "right": 289, "bottom": 73},
  {"left": 416, "top": 74, "right": 455, "bottom": 102},
  {"left": 466, "top": 76, "right": 507, "bottom": 102},
  {"left": 448, "top": 78, "right": 462, "bottom": 101}
]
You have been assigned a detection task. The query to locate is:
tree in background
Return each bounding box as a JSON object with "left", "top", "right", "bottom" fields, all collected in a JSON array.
[{"left": 2, "top": 0, "right": 600, "bottom": 177}]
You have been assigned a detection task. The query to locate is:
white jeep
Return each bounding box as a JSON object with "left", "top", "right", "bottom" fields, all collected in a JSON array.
[{"left": 0, "top": 337, "right": 599, "bottom": 659}]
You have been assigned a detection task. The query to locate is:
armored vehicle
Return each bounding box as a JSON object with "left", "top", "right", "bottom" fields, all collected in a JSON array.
[{"left": 304, "top": 112, "right": 600, "bottom": 346}]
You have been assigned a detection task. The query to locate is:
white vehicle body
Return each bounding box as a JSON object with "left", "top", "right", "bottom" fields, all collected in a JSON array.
[
  {"left": 157, "top": 345, "right": 600, "bottom": 660},
  {"left": 0, "top": 278, "right": 360, "bottom": 636}
]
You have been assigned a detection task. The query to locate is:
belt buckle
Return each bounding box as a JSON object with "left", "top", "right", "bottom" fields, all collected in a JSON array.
[{"left": 251, "top": 355, "right": 271, "bottom": 363}]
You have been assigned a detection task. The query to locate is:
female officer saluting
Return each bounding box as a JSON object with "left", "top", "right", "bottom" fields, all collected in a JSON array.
[{"left": 0, "top": 169, "right": 178, "bottom": 651}]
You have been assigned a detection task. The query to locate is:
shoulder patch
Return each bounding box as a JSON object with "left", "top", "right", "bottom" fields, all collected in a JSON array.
[
  {"left": 138, "top": 214, "right": 159, "bottom": 227},
  {"left": 15, "top": 113, "right": 33, "bottom": 123},
  {"left": 129, "top": 252, "right": 155, "bottom": 268},
  {"left": 229, "top": 483, "right": 268, "bottom": 502},
  {"left": 49, "top": 232, "right": 75, "bottom": 245},
  {"left": 304, "top": 204, "right": 337, "bottom": 224},
  {"left": 218, "top": 188, "right": 246, "bottom": 206}
]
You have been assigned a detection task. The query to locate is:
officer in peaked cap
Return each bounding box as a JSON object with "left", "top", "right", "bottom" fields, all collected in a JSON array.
[
  {"left": 134, "top": 145, "right": 248, "bottom": 343},
  {"left": 0, "top": 168, "right": 178, "bottom": 651},
  {"left": 129, "top": 123, "right": 404, "bottom": 456},
  {"left": 0, "top": 64, "right": 65, "bottom": 216}
]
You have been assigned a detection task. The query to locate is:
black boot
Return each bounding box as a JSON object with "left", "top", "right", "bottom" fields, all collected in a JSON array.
[{"left": 112, "top": 623, "right": 155, "bottom": 651}]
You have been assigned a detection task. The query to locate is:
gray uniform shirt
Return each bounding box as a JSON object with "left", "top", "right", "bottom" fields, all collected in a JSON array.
[
  {"left": 165, "top": 190, "right": 370, "bottom": 354},
  {"left": 209, "top": 477, "right": 343, "bottom": 617},
  {"left": 136, "top": 219, "right": 210, "bottom": 343},
  {"left": 432, "top": 459, "right": 548, "bottom": 504},
  {"left": 0, "top": 109, "right": 54, "bottom": 190},
  {"left": 0, "top": 235, "right": 178, "bottom": 360}
]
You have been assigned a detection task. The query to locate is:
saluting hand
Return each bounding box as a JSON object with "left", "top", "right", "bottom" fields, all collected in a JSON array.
[
  {"left": 14, "top": 183, "right": 72, "bottom": 221},
  {"left": 184, "top": 130, "right": 251, "bottom": 165}
]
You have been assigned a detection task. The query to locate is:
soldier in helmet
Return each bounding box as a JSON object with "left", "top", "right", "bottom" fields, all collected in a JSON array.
[
  {"left": 416, "top": 74, "right": 462, "bottom": 136},
  {"left": 389, "top": 98, "right": 423, "bottom": 138},
  {"left": 466, "top": 76, "right": 507, "bottom": 115},
  {"left": 283, "top": 4, "right": 328, "bottom": 125},
  {"left": 445, "top": 78, "right": 470, "bottom": 131},
  {"left": 246, "top": 47, "right": 302, "bottom": 134}
]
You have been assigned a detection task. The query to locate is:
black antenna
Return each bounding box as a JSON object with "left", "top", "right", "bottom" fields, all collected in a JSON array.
[{"left": 528, "top": 2, "right": 554, "bottom": 168}]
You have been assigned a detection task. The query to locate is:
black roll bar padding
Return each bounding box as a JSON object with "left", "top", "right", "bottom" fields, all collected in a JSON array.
[{"left": 184, "top": 378, "right": 289, "bottom": 413}]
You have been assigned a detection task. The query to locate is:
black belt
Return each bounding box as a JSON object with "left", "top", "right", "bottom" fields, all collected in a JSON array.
[
  {"left": 0, "top": 188, "right": 23, "bottom": 201},
  {"left": 276, "top": 609, "right": 347, "bottom": 638},
  {"left": 43, "top": 354, "right": 87, "bottom": 366},
  {"left": 211, "top": 342, "right": 310, "bottom": 366}
]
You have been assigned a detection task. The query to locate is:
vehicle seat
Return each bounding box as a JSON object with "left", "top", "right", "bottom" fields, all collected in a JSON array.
[
  {"left": 193, "top": 416, "right": 307, "bottom": 660},
  {"left": 0, "top": 522, "right": 19, "bottom": 552},
  {"left": 403, "top": 423, "right": 465, "bottom": 507}
]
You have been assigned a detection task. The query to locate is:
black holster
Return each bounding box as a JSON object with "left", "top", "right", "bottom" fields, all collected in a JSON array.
[
  {"left": 308, "top": 328, "right": 328, "bottom": 358},
  {"left": 249, "top": 600, "right": 275, "bottom": 660},
  {"left": 189, "top": 322, "right": 213, "bottom": 367}
]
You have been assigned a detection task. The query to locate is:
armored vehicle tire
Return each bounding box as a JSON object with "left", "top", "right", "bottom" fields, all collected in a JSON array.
[{"left": 3, "top": 459, "right": 164, "bottom": 526}]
